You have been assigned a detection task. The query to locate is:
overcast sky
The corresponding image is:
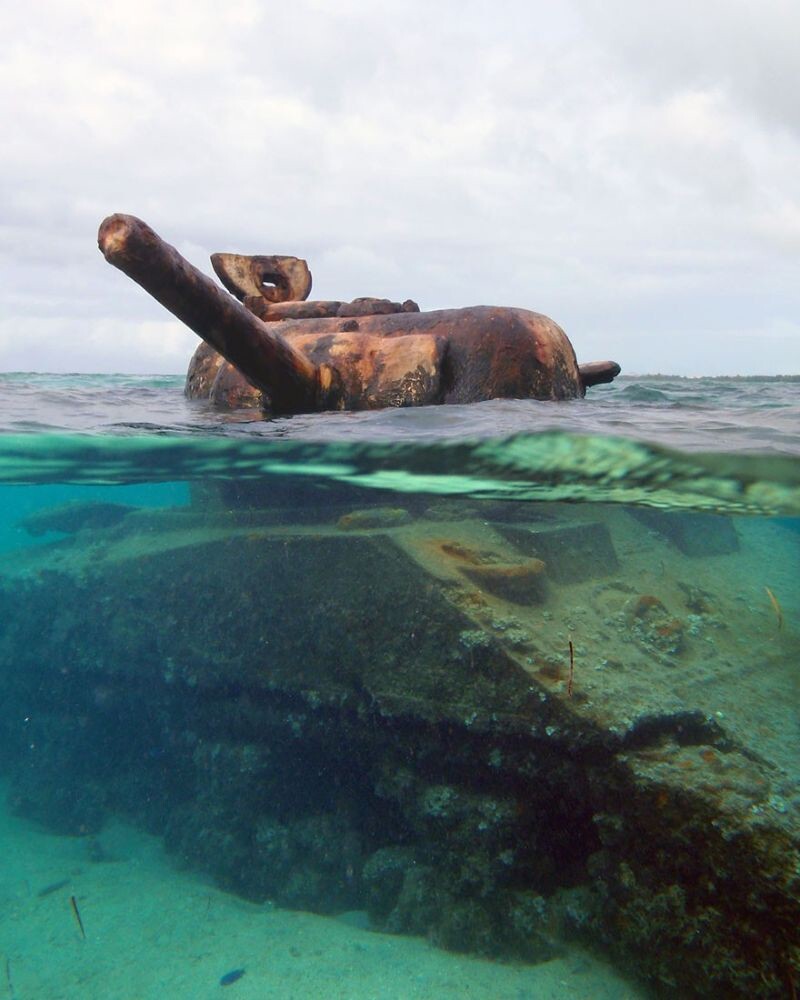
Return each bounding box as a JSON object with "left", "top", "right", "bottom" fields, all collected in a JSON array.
[{"left": 2, "top": 0, "right": 799, "bottom": 375}]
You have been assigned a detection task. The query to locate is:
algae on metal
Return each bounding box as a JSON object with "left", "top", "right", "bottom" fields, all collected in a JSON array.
[{"left": 0, "top": 492, "right": 798, "bottom": 998}]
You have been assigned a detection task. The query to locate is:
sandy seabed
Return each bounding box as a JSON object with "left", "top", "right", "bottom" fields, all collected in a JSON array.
[{"left": 0, "top": 794, "right": 647, "bottom": 1000}]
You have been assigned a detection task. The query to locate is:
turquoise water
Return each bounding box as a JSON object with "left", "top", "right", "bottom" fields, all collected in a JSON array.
[{"left": 0, "top": 373, "right": 798, "bottom": 999}]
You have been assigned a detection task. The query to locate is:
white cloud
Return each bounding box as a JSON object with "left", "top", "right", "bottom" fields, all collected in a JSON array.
[
  {"left": 0, "top": 316, "right": 197, "bottom": 374},
  {"left": 1, "top": 0, "right": 799, "bottom": 374}
]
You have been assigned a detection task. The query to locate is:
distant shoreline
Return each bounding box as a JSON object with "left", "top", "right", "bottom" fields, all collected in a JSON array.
[
  {"left": 621, "top": 373, "right": 800, "bottom": 382},
  {"left": 1, "top": 371, "right": 799, "bottom": 382}
]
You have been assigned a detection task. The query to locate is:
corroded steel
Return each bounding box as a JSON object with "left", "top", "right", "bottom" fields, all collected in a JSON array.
[{"left": 99, "top": 214, "right": 620, "bottom": 414}]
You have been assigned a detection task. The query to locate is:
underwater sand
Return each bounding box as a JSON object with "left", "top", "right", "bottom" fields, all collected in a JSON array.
[{"left": 0, "top": 789, "right": 645, "bottom": 1000}]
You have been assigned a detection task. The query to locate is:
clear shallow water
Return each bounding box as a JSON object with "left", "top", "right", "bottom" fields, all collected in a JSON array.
[{"left": 0, "top": 372, "right": 798, "bottom": 999}]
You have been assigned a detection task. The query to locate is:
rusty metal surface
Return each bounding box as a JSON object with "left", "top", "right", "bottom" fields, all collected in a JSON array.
[
  {"left": 578, "top": 360, "right": 622, "bottom": 388},
  {"left": 185, "top": 305, "right": 582, "bottom": 409},
  {"left": 211, "top": 252, "right": 312, "bottom": 303},
  {"left": 99, "top": 214, "right": 616, "bottom": 414},
  {"left": 245, "top": 296, "right": 420, "bottom": 323},
  {"left": 187, "top": 306, "right": 583, "bottom": 410},
  {"left": 272, "top": 306, "right": 580, "bottom": 406},
  {"left": 98, "top": 215, "right": 337, "bottom": 414}
]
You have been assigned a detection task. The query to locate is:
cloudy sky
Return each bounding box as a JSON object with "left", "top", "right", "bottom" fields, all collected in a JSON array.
[{"left": 2, "top": 0, "right": 799, "bottom": 375}]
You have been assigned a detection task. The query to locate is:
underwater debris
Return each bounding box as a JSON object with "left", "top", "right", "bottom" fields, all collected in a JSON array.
[
  {"left": 765, "top": 586, "right": 784, "bottom": 630},
  {"left": 627, "top": 509, "right": 740, "bottom": 556},
  {"left": 4, "top": 503, "right": 799, "bottom": 997},
  {"left": 678, "top": 581, "right": 715, "bottom": 614},
  {"left": 497, "top": 520, "right": 619, "bottom": 582},
  {"left": 69, "top": 895, "right": 86, "bottom": 940},
  {"left": 629, "top": 594, "right": 665, "bottom": 616},
  {"left": 336, "top": 507, "right": 411, "bottom": 530},
  {"left": 437, "top": 540, "right": 487, "bottom": 564},
  {"left": 627, "top": 594, "right": 686, "bottom": 656},
  {"left": 461, "top": 559, "right": 547, "bottom": 605},
  {"left": 19, "top": 500, "right": 134, "bottom": 537},
  {"left": 568, "top": 640, "right": 575, "bottom": 697}
]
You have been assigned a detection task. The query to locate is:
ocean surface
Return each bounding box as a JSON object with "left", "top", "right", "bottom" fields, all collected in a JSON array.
[
  {"left": 0, "top": 372, "right": 798, "bottom": 511},
  {"left": 1, "top": 371, "right": 799, "bottom": 450},
  {"left": 0, "top": 371, "right": 798, "bottom": 999}
]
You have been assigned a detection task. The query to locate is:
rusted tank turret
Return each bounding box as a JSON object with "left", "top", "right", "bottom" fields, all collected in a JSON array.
[{"left": 98, "top": 214, "right": 620, "bottom": 415}]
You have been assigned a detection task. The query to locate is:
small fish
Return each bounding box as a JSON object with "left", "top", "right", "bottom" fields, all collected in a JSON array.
[
  {"left": 220, "top": 968, "right": 245, "bottom": 987},
  {"left": 765, "top": 586, "right": 784, "bottom": 630},
  {"left": 37, "top": 878, "right": 70, "bottom": 897},
  {"left": 5, "top": 957, "right": 15, "bottom": 1000}
]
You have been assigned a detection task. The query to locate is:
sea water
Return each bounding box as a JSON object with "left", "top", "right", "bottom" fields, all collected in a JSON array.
[{"left": 0, "top": 373, "right": 797, "bottom": 999}]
